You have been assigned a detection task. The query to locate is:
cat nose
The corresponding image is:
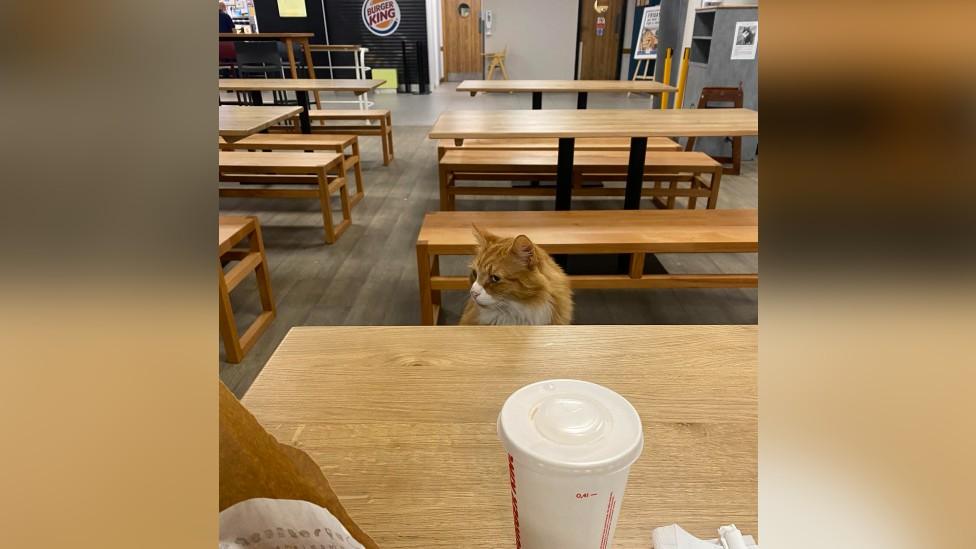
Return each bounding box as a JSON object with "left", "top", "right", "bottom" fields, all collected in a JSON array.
[{"left": 470, "top": 287, "right": 481, "bottom": 298}]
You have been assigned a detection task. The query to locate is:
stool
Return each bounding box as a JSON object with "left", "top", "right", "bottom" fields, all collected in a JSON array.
[
  {"left": 219, "top": 216, "right": 275, "bottom": 363},
  {"left": 684, "top": 86, "right": 744, "bottom": 175}
]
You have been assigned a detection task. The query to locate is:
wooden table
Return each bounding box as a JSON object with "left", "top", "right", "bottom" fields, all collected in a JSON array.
[
  {"left": 243, "top": 325, "right": 758, "bottom": 548},
  {"left": 218, "top": 79, "right": 386, "bottom": 133},
  {"left": 220, "top": 33, "right": 321, "bottom": 107},
  {"left": 218, "top": 105, "right": 302, "bottom": 142},
  {"left": 458, "top": 79, "right": 677, "bottom": 109},
  {"left": 429, "top": 108, "right": 758, "bottom": 210}
]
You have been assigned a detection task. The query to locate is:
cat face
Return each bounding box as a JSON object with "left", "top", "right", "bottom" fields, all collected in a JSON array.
[{"left": 468, "top": 226, "right": 544, "bottom": 308}]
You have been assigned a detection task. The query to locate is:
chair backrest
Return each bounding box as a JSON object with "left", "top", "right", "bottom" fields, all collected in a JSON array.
[
  {"left": 695, "top": 85, "right": 743, "bottom": 109},
  {"left": 235, "top": 41, "right": 285, "bottom": 77}
]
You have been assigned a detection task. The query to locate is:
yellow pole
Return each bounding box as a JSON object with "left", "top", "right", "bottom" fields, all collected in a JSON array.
[
  {"left": 673, "top": 47, "right": 690, "bottom": 110},
  {"left": 659, "top": 48, "right": 673, "bottom": 109}
]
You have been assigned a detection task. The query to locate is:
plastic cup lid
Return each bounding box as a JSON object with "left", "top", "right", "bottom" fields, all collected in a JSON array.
[{"left": 497, "top": 379, "right": 644, "bottom": 475}]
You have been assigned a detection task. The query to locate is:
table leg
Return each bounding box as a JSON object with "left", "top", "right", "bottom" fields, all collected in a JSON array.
[
  {"left": 296, "top": 90, "right": 311, "bottom": 133},
  {"left": 285, "top": 39, "right": 298, "bottom": 79},
  {"left": 620, "top": 136, "right": 651, "bottom": 273},
  {"left": 624, "top": 137, "right": 648, "bottom": 210},
  {"left": 302, "top": 38, "right": 323, "bottom": 110},
  {"left": 577, "top": 91, "right": 588, "bottom": 109},
  {"left": 555, "top": 137, "right": 575, "bottom": 211},
  {"left": 528, "top": 92, "right": 542, "bottom": 187}
]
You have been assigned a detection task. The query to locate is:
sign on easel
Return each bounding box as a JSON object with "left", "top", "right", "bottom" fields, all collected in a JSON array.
[{"left": 633, "top": 5, "right": 660, "bottom": 59}]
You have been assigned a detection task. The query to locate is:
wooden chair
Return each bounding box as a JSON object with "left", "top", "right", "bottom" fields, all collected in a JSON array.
[
  {"left": 416, "top": 209, "right": 758, "bottom": 325},
  {"left": 685, "top": 86, "right": 744, "bottom": 175},
  {"left": 218, "top": 151, "right": 352, "bottom": 244},
  {"left": 307, "top": 109, "right": 395, "bottom": 165},
  {"left": 218, "top": 133, "right": 366, "bottom": 208},
  {"left": 219, "top": 216, "right": 275, "bottom": 363},
  {"left": 484, "top": 47, "right": 509, "bottom": 80}
]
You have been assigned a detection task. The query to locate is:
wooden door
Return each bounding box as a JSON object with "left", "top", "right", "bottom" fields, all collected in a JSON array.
[
  {"left": 578, "top": 0, "right": 625, "bottom": 79},
  {"left": 442, "top": 0, "right": 483, "bottom": 81}
]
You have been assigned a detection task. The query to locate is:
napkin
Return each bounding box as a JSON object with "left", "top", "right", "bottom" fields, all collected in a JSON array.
[{"left": 651, "top": 524, "right": 758, "bottom": 549}]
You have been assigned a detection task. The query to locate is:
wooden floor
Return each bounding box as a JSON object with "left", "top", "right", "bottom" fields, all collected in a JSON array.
[{"left": 219, "top": 125, "right": 758, "bottom": 396}]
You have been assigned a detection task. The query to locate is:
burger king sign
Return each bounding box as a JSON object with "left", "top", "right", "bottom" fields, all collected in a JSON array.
[{"left": 362, "top": 0, "right": 401, "bottom": 37}]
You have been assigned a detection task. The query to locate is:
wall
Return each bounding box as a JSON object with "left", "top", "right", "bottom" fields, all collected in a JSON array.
[
  {"left": 254, "top": 0, "right": 430, "bottom": 88},
  {"left": 482, "top": 0, "right": 578, "bottom": 80}
]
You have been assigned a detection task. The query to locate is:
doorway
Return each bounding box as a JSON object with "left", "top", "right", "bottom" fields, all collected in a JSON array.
[
  {"left": 577, "top": 0, "right": 625, "bottom": 79},
  {"left": 442, "top": 0, "right": 483, "bottom": 81}
]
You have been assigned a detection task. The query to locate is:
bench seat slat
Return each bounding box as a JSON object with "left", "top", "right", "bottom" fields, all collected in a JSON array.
[
  {"left": 308, "top": 109, "right": 390, "bottom": 120},
  {"left": 440, "top": 149, "right": 720, "bottom": 170},
  {"left": 218, "top": 151, "right": 342, "bottom": 171},
  {"left": 417, "top": 210, "right": 758, "bottom": 253},
  {"left": 219, "top": 134, "right": 356, "bottom": 149}
]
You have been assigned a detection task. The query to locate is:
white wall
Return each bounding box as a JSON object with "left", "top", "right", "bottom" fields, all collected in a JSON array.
[
  {"left": 483, "top": 0, "right": 578, "bottom": 79},
  {"left": 619, "top": 0, "right": 637, "bottom": 79}
]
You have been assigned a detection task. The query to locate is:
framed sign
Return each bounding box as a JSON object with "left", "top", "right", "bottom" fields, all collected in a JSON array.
[
  {"left": 731, "top": 21, "right": 758, "bottom": 60},
  {"left": 633, "top": 5, "right": 661, "bottom": 60}
]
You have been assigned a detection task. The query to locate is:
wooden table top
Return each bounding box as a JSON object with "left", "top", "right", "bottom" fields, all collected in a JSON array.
[
  {"left": 218, "top": 32, "right": 314, "bottom": 41},
  {"left": 428, "top": 108, "right": 759, "bottom": 139},
  {"left": 218, "top": 105, "right": 302, "bottom": 140},
  {"left": 458, "top": 79, "right": 677, "bottom": 94},
  {"left": 218, "top": 78, "right": 386, "bottom": 93},
  {"left": 243, "top": 325, "right": 757, "bottom": 548}
]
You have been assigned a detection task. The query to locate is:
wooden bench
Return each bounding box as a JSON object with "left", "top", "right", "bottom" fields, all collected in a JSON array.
[
  {"left": 307, "top": 109, "right": 394, "bottom": 166},
  {"left": 436, "top": 136, "right": 682, "bottom": 159},
  {"left": 438, "top": 150, "right": 723, "bottom": 211},
  {"left": 219, "top": 216, "right": 275, "bottom": 363},
  {"left": 219, "top": 151, "right": 352, "bottom": 244},
  {"left": 415, "top": 209, "right": 758, "bottom": 325},
  {"left": 218, "top": 134, "right": 365, "bottom": 207}
]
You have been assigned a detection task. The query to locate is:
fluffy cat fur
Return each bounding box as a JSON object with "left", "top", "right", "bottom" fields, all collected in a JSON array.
[{"left": 459, "top": 226, "right": 573, "bottom": 326}]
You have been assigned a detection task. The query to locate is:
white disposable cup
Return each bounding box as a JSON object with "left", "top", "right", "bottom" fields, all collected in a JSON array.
[{"left": 497, "top": 379, "right": 644, "bottom": 549}]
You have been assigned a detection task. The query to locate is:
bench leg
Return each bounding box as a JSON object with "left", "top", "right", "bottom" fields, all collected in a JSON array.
[
  {"left": 629, "top": 253, "right": 646, "bottom": 279},
  {"left": 386, "top": 113, "right": 395, "bottom": 159},
  {"left": 707, "top": 168, "right": 723, "bottom": 209},
  {"left": 688, "top": 178, "right": 699, "bottom": 210},
  {"left": 351, "top": 140, "right": 365, "bottom": 203},
  {"left": 417, "top": 244, "right": 436, "bottom": 325},
  {"left": 667, "top": 179, "right": 678, "bottom": 209},
  {"left": 251, "top": 219, "right": 276, "bottom": 317},
  {"left": 315, "top": 169, "right": 340, "bottom": 244},
  {"left": 439, "top": 166, "right": 455, "bottom": 211},
  {"left": 218, "top": 261, "right": 244, "bottom": 363}
]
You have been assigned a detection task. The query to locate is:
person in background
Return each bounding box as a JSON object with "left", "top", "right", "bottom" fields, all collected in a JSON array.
[{"left": 219, "top": 2, "right": 235, "bottom": 33}]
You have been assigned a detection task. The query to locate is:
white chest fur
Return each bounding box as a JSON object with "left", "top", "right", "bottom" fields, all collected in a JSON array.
[{"left": 475, "top": 299, "right": 553, "bottom": 326}]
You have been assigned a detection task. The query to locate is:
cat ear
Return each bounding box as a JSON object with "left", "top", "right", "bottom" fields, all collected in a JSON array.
[
  {"left": 511, "top": 235, "right": 538, "bottom": 268},
  {"left": 472, "top": 225, "right": 499, "bottom": 248}
]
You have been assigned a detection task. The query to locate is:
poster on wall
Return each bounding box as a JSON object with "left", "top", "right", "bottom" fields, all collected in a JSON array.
[
  {"left": 633, "top": 5, "right": 661, "bottom": 59},
  {"left": 362, "top": 0, "right": 401, "bottom": 37},
  {"left": 730, "top": 21, "right": 758, "bottom": 60},
  {"left": 276, "top": 0, "right": 306, "bottom": 18}
]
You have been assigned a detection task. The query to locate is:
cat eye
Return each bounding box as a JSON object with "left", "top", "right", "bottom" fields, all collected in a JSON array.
[{"left": 489, "top": 275, "right": 501, "bottom": 283}]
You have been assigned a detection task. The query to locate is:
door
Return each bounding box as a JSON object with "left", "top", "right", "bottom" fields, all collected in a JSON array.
[
  {"left": 442, "top": 0, "right": 483, "bottom": 81},
  {"left": 578, "top": 0, "right": 625, "bottom": 79}
]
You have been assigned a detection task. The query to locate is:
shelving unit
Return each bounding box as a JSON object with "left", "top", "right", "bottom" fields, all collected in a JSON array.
[{"left": 682, "top": 5, "right": 758, "bottom": 160}]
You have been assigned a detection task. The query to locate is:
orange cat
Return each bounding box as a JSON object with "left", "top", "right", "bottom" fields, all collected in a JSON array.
[{"left": 459, "top": 226, "right": 573, "bottom": 325}]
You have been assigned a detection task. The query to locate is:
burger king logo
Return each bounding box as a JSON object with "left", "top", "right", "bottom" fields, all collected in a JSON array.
[{"left": 362, "top": 0, "right": 401, "bottom": 37}]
